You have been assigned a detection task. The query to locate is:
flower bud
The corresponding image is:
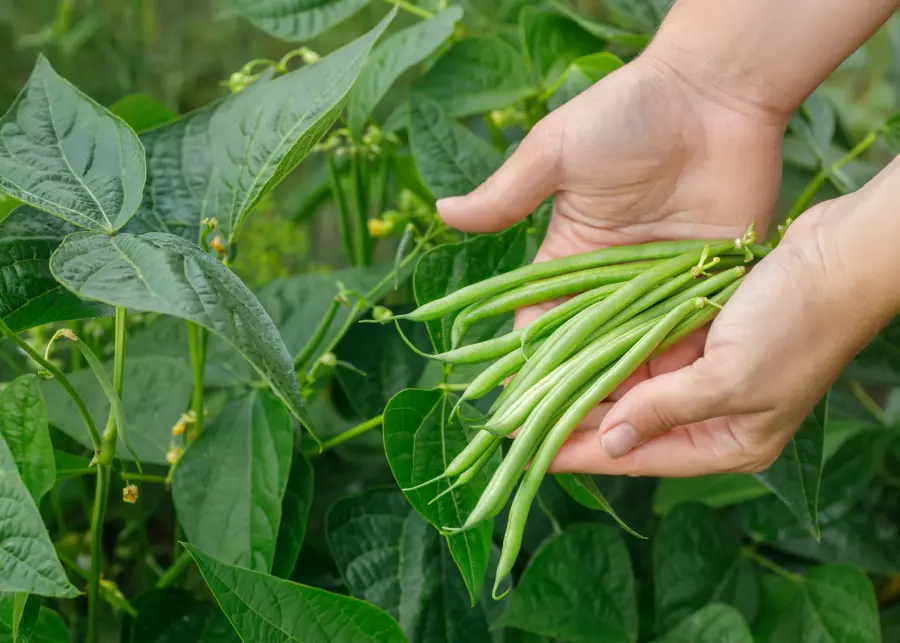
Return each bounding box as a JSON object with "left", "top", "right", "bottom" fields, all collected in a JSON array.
[{"left": 122, "top": 485, "right": 139, "bottom": 504}]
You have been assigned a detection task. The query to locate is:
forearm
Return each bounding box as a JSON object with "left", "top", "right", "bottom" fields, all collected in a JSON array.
[{"left": 645, "top": 0, "right": 899, "bottom": 119}]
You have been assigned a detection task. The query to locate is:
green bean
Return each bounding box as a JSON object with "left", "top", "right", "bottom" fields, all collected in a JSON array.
[
  {"left": 656, "top": 278, "right": 742, "bottom": 353},
  {"left": 492, "top": 298, "right": 705, "bottom": 596},
  {"left": 393, "top": 320, "right": 525, "bottom": 365},
  {"left": 402, "top": 240, "right": 724, "bottom": 322},
  {"left": 428, "top": 438, "right": 502, "bottom": 506},
  {"left": 449, "top": 262, "right": 655, "bottom": 347},
  {"left": 451, "top": 342, "right": 543, "bottom": 415},
  {"left": 403, "top": 430, "right": 498, "bottom": 491}
]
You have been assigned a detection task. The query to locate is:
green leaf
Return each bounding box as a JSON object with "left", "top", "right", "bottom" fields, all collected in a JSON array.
[
  {"left": 271, "top": 451, "right": 314, "bottom": 579},
  {"left": 554, "top": 474, "right": 643, "bottom": 538},
  {"left": 653, "top": 474, "right": 769, "bottom": 515},
  {"left": 173, "top": 390, "right": 293, "bottom": 573},
  {"left": 42, "top": 355, "right": 191, "bottom": 465},
  {"left": 548, "top": 2, "right": 649, "bottom": 49},
  {"left": 128, "top": 590, "right": 239, "bottom": 643},
  {"left": 0, "top": 195, "right": 20, "bottom": 224},
  {"left": 0, "top": 205, "right": 107, "bottom": 333},
  {"left": 0, "top": 607, "right": 70, "bottom": 643},
  {"left": 185, "top": 544, "right": 408, "bottom": 642},
  {"left": 0, "top": 592, "right": 41, "bottom": 642},
  {"left": 50, "top": 231, "right": 311, "bottom": 429},
  {"left": 0, "top": 376, "right": 55, "bottom": 504},
  {"left": 232, "top": 0, "right": 370, "bottom": 41},
  {"left": 494, "top": 524, "right": 637, "bottom": 643},
  {"left": 653, "top": 504, "right": 759, "bottom": 634},
  {"left": 520, "top": 8, "right": 604, "bottom": 90},
  {"left": 382, "top": 389, "right": 498, "bottom": 605},
  {"left": 754, "top": 395, "right": 827, "bottom": 539},
  {"left": 411, "top": 37, "right": 534, "bottom": 119},
  {"left": 604, "top": 0, "right": 670, "bottom": 34},
  {"left": 0, "top": 434, "right": 78, "bottom": 598},
  {"left": 656, "top": 604, "right": 752, "bottom": 643},
  {"left": 815, "top": 429, "right": 889, "bottom": 524},
  {"left": 883, "top": 604, "right": 900, "bottom": 643},
  {"left": 0, "top": 55, "right": 145, "bottom": 234},
  {"left": 408, "top": 94, "right": 504, "bottom": 202},
  {"left": 753, "top": 566, "right": 880, "bottom": 643},
  {"left": 129, "top": 12, "right": 394, "bottom": 242},
  {"left": 348, "top": 6, "right": 463, "bottom": 137},
  {"left": 326, "top": 488, "right": 491, "bottom": 642},
  {"left": 547, "top": 52, "right": 624, "bottom": 110},
  {"left": 109, "top": 93, "right": 177, "bottom": 133}
]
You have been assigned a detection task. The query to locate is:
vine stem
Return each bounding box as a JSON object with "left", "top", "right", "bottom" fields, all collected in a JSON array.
[
  {"left": 0, "top": 318, "right": 101, "bottom": 451},
  {"left": 155, "top": 549, "right": 193, "bottom": 589},
  {"left": 187, "top": 322, "right": 208, "bottom": 437},
  {"left": 328, "top": 155, "right": 356, "bottom": 265},
  {"left": 293, "top": 297, "right": 340, "bottom": 371},
  {"left": 351, "top": 153, "right": 371, "bottom": 266},
  {"left": 848, "top": 381, "right": 888, "bottom": 426},
  {"left": 383, "top": 0, "right": 433, "bottom": 19},
  {"left": 743, "top": 547, "right": 802, "bottom": 583},
  {"left": 302, "top": 415, "right": 383, "bottom": 458}
]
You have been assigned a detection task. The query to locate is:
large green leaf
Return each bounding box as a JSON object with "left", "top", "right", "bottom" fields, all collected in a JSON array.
[
  {"left": 348, "top": 6, "right": 463, "bottom": 137},
  {"left": 0, "top": 607, "right": 70, "bottom": 643},
  {"left": 653, "top": 474, "right": 769, "bottom": 515},
  {"left": 382, "top": 389, "right": 498, "bottom": 605},
  {"left": 0, "top": 205, "right": 106, "bottom": 333},
  {"left": 520, "top": 8, "right": 604, "bottom": 90},
  {"left": 186, "top": 544, "right": 408, "bottom": 642},
  {"left": 173, "top": 391, "right": 293, "bottom": 573},
  {"left": 49, "top": 231, "right": 310, "bottom": 428},
  {"left": 271, "top": 451, "right": 314, "bottom": 579},
  {"left": 409, "top": 94, "right": 504, "bottom": 203},
  {"left": 753, "top": 566, "right": 880, "bottom": 643},
  {"left": 128, "top": 590, "right": 239, "bottom": 643},
  {"left": 109, "top": 93, "right": 177, "bottom": 133},
  {"left": 0, "top": 434, "right": 78, "bottom": 598},
  {"left": 655, "top": 605, "right": 752, "bottom": 643},
  {"left": 42, "top": 356, "right": 191, "bottom": 465},
  {"left": 754, "top": 395, "right": 827, "bottom": 538},
  {"left": 326, "top": 488, "right": 491, "bottom": 642},
  {"left": 0, "top": 55, "right": 145, "bottom": 234},
  {"left": 0, "top": 592, "right": 40, "bottom": 642},
  {"left": 494, "top": 524, "right": 637, "bottom": 643},
  {"left": 653, "top": 504, "right": 759, "bottom": 634},
  {"left": 0, "top": 375, "right": 54, "bottom": 503},
  {"left": 413, "top": 224, "right": 527, "bottom": 352},
  {"left": 547, "top": 52, "right": 624, "bottom": 110},
  {"left": 232, "top": 0, "right": 370, "bottom": 41},
  {"left": 130, "top": 11, "right": 394, "bottom": 243}
]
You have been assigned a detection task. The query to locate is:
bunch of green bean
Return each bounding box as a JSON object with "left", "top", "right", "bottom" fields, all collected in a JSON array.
[{"left": 381, "top": 235, "right": 768, "bottom": 599}]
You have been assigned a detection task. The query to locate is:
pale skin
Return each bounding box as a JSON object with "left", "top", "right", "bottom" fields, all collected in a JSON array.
[{"left": 437, "top": 0, "right": 900, "bottom": 477}]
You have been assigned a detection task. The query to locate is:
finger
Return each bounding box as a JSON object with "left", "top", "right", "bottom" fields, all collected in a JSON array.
[
  {"left": 573, "top": 402, "right": 613, "bottom": 432},
  {"left": 598, "top": 358, "right": 729, "bottom": 459},
  {"left": 437, "top": 118, "right": 563, "bottom": 233}
]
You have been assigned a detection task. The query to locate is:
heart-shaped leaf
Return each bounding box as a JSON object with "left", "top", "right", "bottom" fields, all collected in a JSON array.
[
  {"left": 0, "top": 55, "right": 145, "bottom": 233},
  {"left": 655, "top": 604, "right": 752, "bottom": 643},
  {"left": 174, "top": 390, "right": 293, "bottom": 573},
  {"left": 186, "top": 544, "right": 407, "bottom": 642},
  {"left": 232, "top": 0, "right": 370, "bottom": 41},
  {"left": 0, "top": 375, "right": 54, "bottom": 503}
]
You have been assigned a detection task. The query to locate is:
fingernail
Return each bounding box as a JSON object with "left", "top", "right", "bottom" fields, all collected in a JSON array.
[{"left": 601, "top": 423, "right": 640, "bottom": 459}]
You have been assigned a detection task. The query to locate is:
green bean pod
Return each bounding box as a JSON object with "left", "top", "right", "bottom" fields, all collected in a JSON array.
[
  {"left": 656, "top": 278, "right": 742, "bottom": 353},
  {"left": 429, "top": 438, "right": 503, "bottom": 506},
  {"left": 452, "top": 341, "right": 541, "bottom": 411},
  {"left": 393, "top": 321, "right": 525, "bottom": 365},
  {"left": 492, "top": 298, "right": 705, "bottom": 596},
  {"left": 403, "top": 430, "right": 498, "bottom": 491}
]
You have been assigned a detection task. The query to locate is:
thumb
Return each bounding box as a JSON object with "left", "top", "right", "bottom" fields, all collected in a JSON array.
[
  {"left": 598, "top": 359, "right": 728, "bottom": 459},
  {"left": 437, "top": 118, "right": 563, "bottom": 233}
]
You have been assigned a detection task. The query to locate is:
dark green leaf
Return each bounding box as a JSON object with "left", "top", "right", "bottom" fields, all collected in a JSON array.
[
  {"left": 186, "top": 544, "right": 408, "bottom": 642},
  {"left": 109, "top": 93, "right": 177, "bottom": 133},
  {"left": 548, "top": 3, "right": 649, "bottom": 49},
  {"left": 656, "top": 604, "right": 752, "bottom": 643},
  {"left": 326, "top": 488, "right": 491, "bottom": 642},
  {"left": 554, "top": 474, "right": 643, "bottom": 537},
  {"left": 754, "top": 395, "right": 827, "bottom": 538},
  {"left": 408, "top": 94, "right": 504, "bottom": 202},
  {"left": 653, "top": 474, "right": 769, "bottom": 515},
  {"left": 0, "top": 434, "right": 78, "bottom": 597},
  {"left": 654, "top": 503, "right": 759, "bottom": 634},
  {"left": 42, "top": 356, "right": 191, "bottom": 465},
  {"left": 382, "top": 389, "right": 497, "bottom": 605},
  {"left": 548, "top": 52, "right": 624, "bottom": 110},
  {"left": 604, "top": 0, "right": 671, "bottom": 33},
  {"left": 128, "top": 590, "right": 239, "bottom": 643},
  {"left": 0, "top": 607, "right": 70, "bottom": 643},
  {"left": 816, "top": 429, "right": 889, "bottom": 524},
  {"left": 271, "top": 452, "right": 314, "bottom": 579},
  {"left": 348, "top": 6, "right": 463, "bottom": 136},
  {"left": 846, "top": 318, "right": 900, "bottom": 384},
  {"left": 0, "top": 376, "right": 54, "bottom": 503},
  {"left": 884, "top": 113, "right": 900, "bottom": 155},
  {"left": 233, "top": 0, "right": 370, "bottom": 41},
  {"left": 0, "top": 592, "right": 41, "bottom": 642},
  {"left": 521, "top": 8, "right": 604, "bottom": 89},
  {"left": 0, "top": 55, "right": 145, "bottom": 233},
  {"left": 50, "top": 231, "right": 310, "bottom": 428},
  {"left": 494, "top": 524, "right": 637, "bottom": 643},
  {"left": 883, "top": 604, "right": 900, "bottom": 643},
  {"left": 174, "top": 391, "right": 293, "bottom": 573}
]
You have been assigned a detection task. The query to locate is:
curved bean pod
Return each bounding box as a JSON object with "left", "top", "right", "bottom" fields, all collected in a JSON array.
[{"left": 403, "top": 429, "right": 498, "bottom": 491}]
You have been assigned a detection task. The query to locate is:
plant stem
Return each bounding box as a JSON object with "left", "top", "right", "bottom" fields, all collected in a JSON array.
[
  {"left": 293, "top": 297, "right": 340, "bottom": 370},
  {"left": 186, "top": 322, "right": 207, "bottom": 437},
  {"left": 155, "top": 550, "right": 193, "bottom": 589},
  {"left": 743, "top": 547, "right": 802, "bottom": 582},
  {"left": 120, "top": 472, "right": 168, "bottom": 484},
  {"left": 787, "top": 130, "right": 879, "bottom": 220},
  {"left": 849, "top": 380, "right": 888, "bottom": 426},
  {"left": 351, "top": 153, "right": 371, "bottom": 266},
  {"left": 87, "top": 463, "right": 110, "bottom": 643},
  {"left": 328, "top": 155, "right": 356, "bottom": 265},
  {"left": 302, "top": 415, "right": 383, "bottom": 457},
  {"left": 384, "top": 0, "right": 434, "bottom": 19},
  {"left": 0, "top": 318, "right": 101, "bottom": 451},
  {"left": 98, "top": 307, "right": 128, "bottom": 460}
]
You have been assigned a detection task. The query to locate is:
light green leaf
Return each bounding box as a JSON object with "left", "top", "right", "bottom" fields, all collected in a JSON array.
[
  {"left": 521, "top": 8, "right": 604, "bottom": 90},
  {"left": 0, "top": 592, "right": 40, "bottom": 642},
  {"left": 494, "top": 524, "right": 637, "bottom": 643},
  {"left": 232, "top": 0, "right": 370, "bottom": 41},
  {"left": 0, "top": 607, "right": 70, "bottom": 643},
  {"left": 42, "top": 355, "right": 191, "bottom": 465},
  {"left": 348, "top": 6, "right": 463, "bottom": 137},
  {"left": 0, "top": 434, "right": 78, "bottom": 598},
  {"left": 409, "top": 93, "right": 504, "bottom": 203},
  {"left": 0, "top": 195, "right": 20, "bottom": 223},
  {"left": 0, "top": 376, "right": 55, "bottom": 503},
  {"left": 271, "top": 451, "right": 314, "bottom": 579},
  {"left": 382, "top": 389, "right": 498, "bottom": 605},
  {"left": 186, "top": 544, "right": 408, "bottom": 642},
  {"left": 655, "top": 604, "right": 752, "bottom": 643},
  {"left": 554, "top": 474, "right": 643, "bottom": 538},
  {"left": 173, "top": 391, "right": 293, "bottom": 573},
  {"left": 653, "top": 474, "right": 769, "bottom": 515},
  {"left": 49, "top": 231, "right": 310, "bottom": 429},
  {"left": 653, "top": 504, "right": 759, "bottom": 634},
  {"left": 109, "top": 93, "right": 177, "bottom": 133},
  {"left": 0, "top": 55, "right": 145, "bottom": 233},
  {"left": 326, "top": 488, "right": 491, "bottom": 642},
  {"left": 548, "top": 52, "right": 624, "bottom": 110}
]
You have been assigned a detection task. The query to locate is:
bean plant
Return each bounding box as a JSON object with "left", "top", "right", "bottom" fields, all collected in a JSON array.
[{"left": 1, "top": 1, "right": 900, "bottom": 642}]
